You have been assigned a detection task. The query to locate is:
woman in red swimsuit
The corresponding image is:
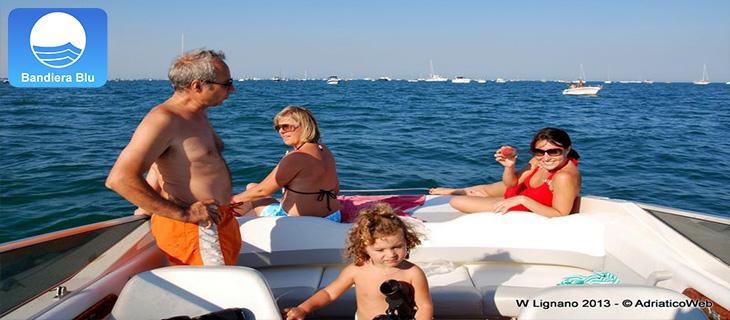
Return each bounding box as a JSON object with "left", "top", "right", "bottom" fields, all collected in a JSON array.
[{"left": 430, "top": 127, "right": 581, "bottom": 217}]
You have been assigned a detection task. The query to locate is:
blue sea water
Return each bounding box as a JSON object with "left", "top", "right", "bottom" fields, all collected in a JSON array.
[{"left": 1, "top": 80, "right": 729, "bottom": 243}]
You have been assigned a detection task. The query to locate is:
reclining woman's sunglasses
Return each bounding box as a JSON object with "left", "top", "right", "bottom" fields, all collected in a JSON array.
[
  {"left": 532, "top": 148, "right": 564, "bottom": 157},
  {"left": 274, "top": 124, "right": 299, "bottom": 132}
]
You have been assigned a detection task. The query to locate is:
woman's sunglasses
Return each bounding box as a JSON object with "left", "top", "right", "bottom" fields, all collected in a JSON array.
[
  {"left": 532, "top": 148, "right": 564, "bottom": 157},
  {"left": 274, "top": 124, "right": 299, "bottom": 132}
]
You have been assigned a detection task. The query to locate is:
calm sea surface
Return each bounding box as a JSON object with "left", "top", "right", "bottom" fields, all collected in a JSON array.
[{"left": 1, "top": 80, "right": 728, "bottom": 243}]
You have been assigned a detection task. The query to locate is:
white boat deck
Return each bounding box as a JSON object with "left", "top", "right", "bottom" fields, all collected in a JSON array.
[{"left": 4, "top": 195, "right": 727, "bottom": 320}]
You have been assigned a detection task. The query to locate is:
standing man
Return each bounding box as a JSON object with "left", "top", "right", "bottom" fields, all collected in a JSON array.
[{"left": 106, "top": 49, "right": 240, "bottom": 265}]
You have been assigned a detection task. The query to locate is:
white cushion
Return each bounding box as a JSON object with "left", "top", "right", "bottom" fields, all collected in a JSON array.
[
  {"left": 259, "top": 266, "right": 324, "bottom": 310},
  {"left": 468, "top": 264, "right": 593, "bottom": 316},
  {"left": 110, "top": 266, "right": 281, "bottom": 320}
]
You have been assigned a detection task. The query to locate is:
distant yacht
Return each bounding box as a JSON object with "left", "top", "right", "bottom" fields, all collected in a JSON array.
[
  {"left": 425, "top": 59, "right": 448, "bottom": 82},
  {"left": 451, "top": 76, "right": 471, "bottom": 84},
  {"left": 495, "top": 78, "right": 507, "bottom": 83},
  {"left": 326, "top": 76, "right": 340, "bottom": 85},
  {"left": 477, "top": 79, "right": 487, "bottom": 83},
  {"left": 377, "top": 76, "right": 392, "bottom": 81},
  {"left": 693, "top": 64, "right": 710, "bottom": 85}
]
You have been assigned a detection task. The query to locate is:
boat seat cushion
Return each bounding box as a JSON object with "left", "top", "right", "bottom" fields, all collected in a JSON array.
[
  {"left": 258, "top": 266, "right": 324, "bottom": 309},
  {"left": 467, "top": 263, "right": 594, "bottom": 316},
  {"left": 110, "top": 266, "right": 280, "bottom": 320},
  {"left": 425, "top": 265, "right": 483, "bottom": 317}
]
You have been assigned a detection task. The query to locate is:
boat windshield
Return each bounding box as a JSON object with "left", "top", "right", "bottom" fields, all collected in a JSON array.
[
  {"left": 642, "top": 205, "right": 730, "bottom": 266},
  {"left": 0, "top": 216, "right": 147, "bottom": 316}
]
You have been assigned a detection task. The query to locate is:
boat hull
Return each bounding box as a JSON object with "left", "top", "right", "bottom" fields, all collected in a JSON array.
[{"left": 563, "top": 86, "right": 601, "bottom": 95}]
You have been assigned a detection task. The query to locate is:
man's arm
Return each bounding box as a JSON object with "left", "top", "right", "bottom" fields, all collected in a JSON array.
[
  {"left": 133, "top": 164, "right": 161, "bottom": 216},
  {"left": 106, "top": 109, "right": 219, "bottom": 225}
]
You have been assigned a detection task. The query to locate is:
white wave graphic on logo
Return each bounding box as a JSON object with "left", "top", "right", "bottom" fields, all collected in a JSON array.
[
  {"left": 30, "top": 12, "right": 86, "bottom": 68},
  {"left": 32, "top": 43, "right": 83, "bottom": 67}
]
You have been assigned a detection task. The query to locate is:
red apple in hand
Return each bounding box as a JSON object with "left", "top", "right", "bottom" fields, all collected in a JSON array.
[{"left": 501, "top": 146, "right": 516, "bottom": 158}]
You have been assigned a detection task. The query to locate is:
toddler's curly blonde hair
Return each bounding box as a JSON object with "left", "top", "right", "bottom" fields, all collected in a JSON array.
[{"left": 345, "top": 202, "right": 422, "bottom": 266}]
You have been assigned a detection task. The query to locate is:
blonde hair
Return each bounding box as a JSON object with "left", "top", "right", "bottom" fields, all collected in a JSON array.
[
  {"left": 273, "top": 105, "right": 321, "bottom": 143},
  {"left": 345, "top": 202, "right": 422, "bottom": 266}
]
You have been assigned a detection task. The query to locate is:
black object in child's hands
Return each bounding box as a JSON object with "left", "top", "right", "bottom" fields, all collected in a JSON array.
[{"left": 372, "top": 280, "right": 417, "bottom": 320}]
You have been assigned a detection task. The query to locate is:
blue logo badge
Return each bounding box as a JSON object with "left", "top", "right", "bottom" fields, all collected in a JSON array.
[{"left": 9, "top": 8, "right": 107, "bottom": 88}]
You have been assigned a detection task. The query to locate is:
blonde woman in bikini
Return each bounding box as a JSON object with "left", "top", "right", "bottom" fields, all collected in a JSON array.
[{"left": 232, "top": 105, "right": 342, "bottom": 221}]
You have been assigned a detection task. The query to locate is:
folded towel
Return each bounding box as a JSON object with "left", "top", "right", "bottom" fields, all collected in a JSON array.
[
  {"left": 558, "top": 271, "right": 620, "bottom": 285},
  {"left": 337, "top": 195, "right": 426, "bottom": 223}
]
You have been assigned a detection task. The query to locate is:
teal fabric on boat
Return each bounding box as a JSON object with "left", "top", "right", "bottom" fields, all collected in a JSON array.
[{"left": 557, "top": 271, "right": 620, "bottom": 285}]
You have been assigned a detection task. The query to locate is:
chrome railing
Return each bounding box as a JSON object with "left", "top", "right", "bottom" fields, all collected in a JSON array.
[{"left": 340, "top": 188, "right": 431, "bottom": 194}]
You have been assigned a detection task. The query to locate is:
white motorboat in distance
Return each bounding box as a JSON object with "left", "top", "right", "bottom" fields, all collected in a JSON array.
[
  {"left": 326, "top": 76, "right": 340, "bottom": 85},
  {"left": 451, "top": 76, "right": 471, "bottom": 84},
  {"left": 564, "top": 63, "right": 601, "bottom": 95},
  {"left": 563, "top": 85, "right": 601, "bottom": 95}
]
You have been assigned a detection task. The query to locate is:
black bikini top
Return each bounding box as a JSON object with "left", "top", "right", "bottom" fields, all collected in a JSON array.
[{"left": 284, "top": 186, "right": 337, "bottom": 211}]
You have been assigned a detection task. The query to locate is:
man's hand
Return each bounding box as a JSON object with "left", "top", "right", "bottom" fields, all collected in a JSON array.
[{"left": 184, "top": 199, "right": 221, "bottom": 228}]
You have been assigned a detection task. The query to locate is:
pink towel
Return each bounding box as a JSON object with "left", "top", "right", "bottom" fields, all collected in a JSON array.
[{"left": 337, "top": 195, "right": 426, "bottom": 223}]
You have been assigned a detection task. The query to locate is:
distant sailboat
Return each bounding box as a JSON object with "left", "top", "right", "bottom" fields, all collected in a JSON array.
[
  {"left": 693, "top": 64, "right": 710, "bottom": 85},
  {"left": 425, "top": 60, "right": 448, "bottom": 82}
]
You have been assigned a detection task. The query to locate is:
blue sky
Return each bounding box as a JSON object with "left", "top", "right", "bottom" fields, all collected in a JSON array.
[{"left": 2, "top": 0, "right": 729, "bottom": 82}]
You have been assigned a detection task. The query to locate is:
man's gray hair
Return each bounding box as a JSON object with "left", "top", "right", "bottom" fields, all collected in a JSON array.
[{"left": 168, "top": 49, "right": 226, "bottom": 91}]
